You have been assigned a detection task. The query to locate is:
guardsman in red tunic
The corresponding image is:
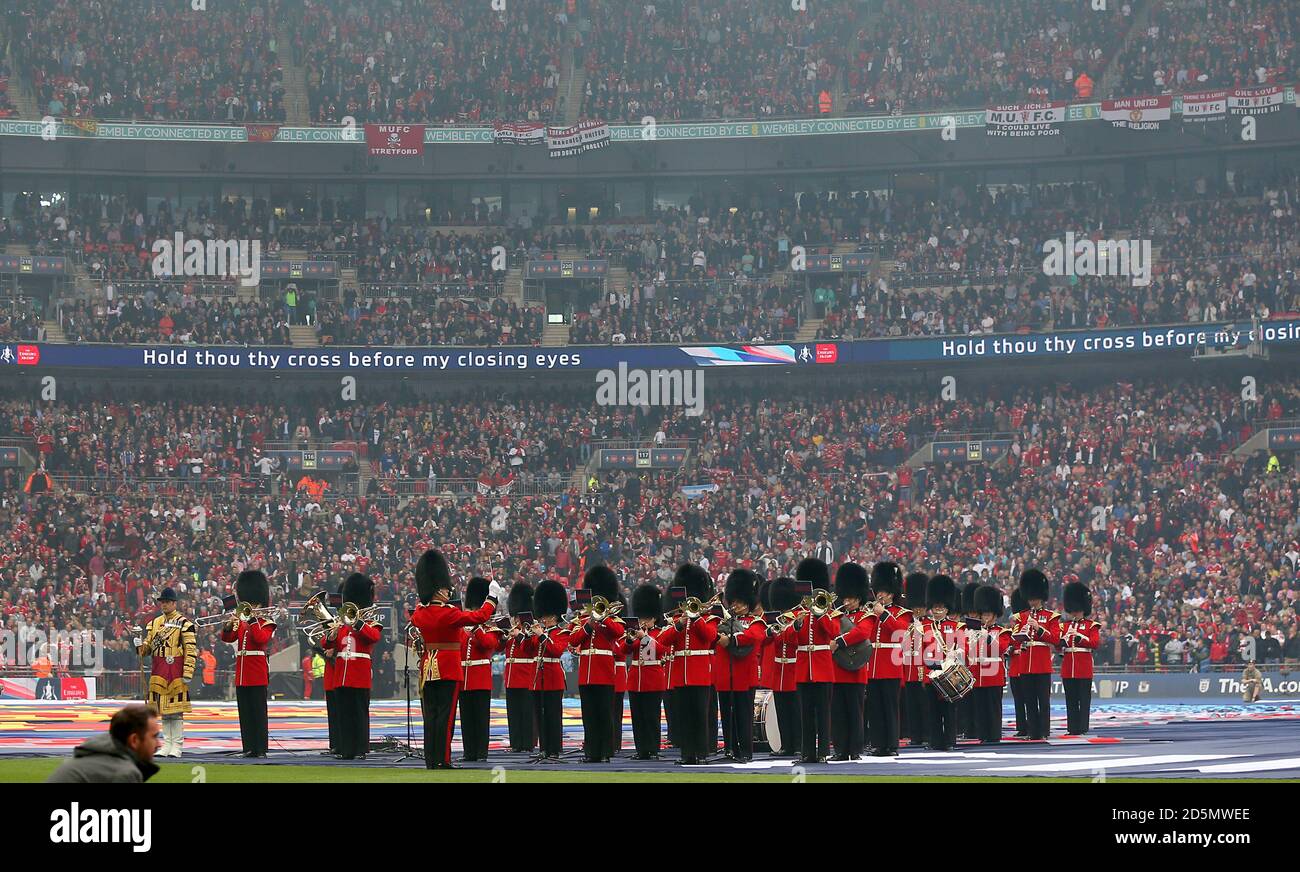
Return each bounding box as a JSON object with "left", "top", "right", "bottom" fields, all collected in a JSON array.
[
  {"left": 611, "top": 592, "right": 629, "bottom": 757},
  {"left": 764, "top": 576, "right": 803, "bottom": 756},
  {"left": 1012, "top": 568, "right": 1061, "bottom": 741},
  {"left": 320, "top": 585, "right": 343, "bottom": 755},
  {"left": 656, "top": 563, "right": 719, "bottom": 766},
  {"left": 900, "top": 571, "right": 931, "bottom": 747},
  {"left": 789, "top": 559, "right": 837, "bottom": 763},
  {"left": 828, "top": 563, "right": 872, "bottom": 761},
  {"left": 920, "top": 574, "right": 963, "bottom": 751},
  {"left": 627, "top": 584, "right": 668, "bottom": 760},
  {"left": 529, "top": 579, "right": 572, "bottom": 762},
  {"left": 970, "top": 584, "right": 1013, "bottom": 744},
  {"left": 220, "top": 570, "right": 277, "bottom": 757},
  {"left": 1008, "top": 587, "right": 1029, "bottom": 736},
  {"left": 324, "top": 572, "right": 383, "bottom": 760},
  {"left": 457, "top": 577, "right": 504, "bottom": 761},
  {"left": 864, "top": 561, "right": 912, "bottom": 757},
  {"left": 570, "top": 565, "right": 625, "bottom": 763},
  {"left": 715, "top": 569, "right": 767, "bottom": 763},
  {"left": 1059, "top": 581, "right": 1099, "bottom": 735},
  {"left": 503, "top": 581, "right": 537, "bottom": 752},
  {"left": 409, "top": 550, "right": 500, "bottom": 770}
]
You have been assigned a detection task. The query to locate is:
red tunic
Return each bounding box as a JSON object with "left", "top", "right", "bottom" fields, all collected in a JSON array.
[
  {"left": 1058, "top": 618, "right": 1100, "bottom": 680},
  {"left": 570, "top": 615, "right": 626, "bottom": 686},
  {"left": 970, "top": 625, "right": 1013, "bottom": 688},
  {"left": 461, "top": 624, "right": 504, "bottom": 691},
  {"left": 324, "top": 621, "right": 382, "bottom": 689},
  {"left": 220, "top": 617, "right": 275, "bottom": 687},
  {"left": 613, "top": 634, "right": 628, "bottom": 693},
  {"left": 920, "top": 617, "right": 964, "bottom": 672},
  {"left": 658, "top": 616, "right": 719, "bottom": 688},
  {"left": 627, "top": 627, "right": 669, "bottom": 693},
  {"left": 503, "top": 631, "right": 538, "bottom": 690},
  {"left": 830, "top": 608, "right": 874, "bottom": 685},
  {"left": 532, "top": 625, "right": 571, "bottom": 691},
  {"left": 1012, "top": 608, "right": 1062, "bottom": 675},
  {"left": 901, "top": 613, "right": 928, "bottom": 683},
  {"left": 866, "top": 604, "right": 913, "bottom": 681},
  {"left": 410, "top": 599, "right": 498, "bottom": 682},
  {"left": 713, "top": 615, "right": 768, "bottom": 691},
  {"left": 765, "top": 625, "right": 801, "bottom": 692},
  {"left": 790, "top": 608, "right": 838, "bottom": 684}
]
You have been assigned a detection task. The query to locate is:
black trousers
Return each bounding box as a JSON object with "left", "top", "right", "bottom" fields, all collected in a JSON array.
[
  {"left": 903, "top": 681, "right": 930, "bottom": 743},
  {"left": 1063, "top": 678, "right": 1092, "bottom": 734},
  {"left": 865, "top": 677, "right": 901, "bottom": 753},
  {"left": 334, "top": 686, "right": 371, "bottom": 759},
  {"left": 235, "top": 685, "right": 268, "bottom": 755},
  {"left": 674, "top": 685, "right": 710, "bottom": 761},
  {"left": 830, "top": 682, "right": 866, "bottom": 758},
  {"left": 458, "top": 688, "right": 492, "bottom": 760},
  {"left": 421, "top": 679, "right": 459, "bottom": 767},
  {"left": 1023, "top": 672, "right": 1052, "bottom": 738},
  {"left": 1010, "top": 676, "right": 1028, "bottom": 735},
  {"left": 957, "top": 693, "right": 973, "bottom": 738},
  {"left": 579, "top": 684, "right": 614, "bottom": 761},
  {"left": 772, "top": 690, "right": 801, "bottom": 755},
  {"left": 505, "top": 687, "right": 536, "bottom": 751},
  {"left": 718, "top": 689, "right": 755, "bottom": 760},
  {"left": 927, "top": 685, "right": 958, "bottom": 750},
  {"left": 629, "top": 690, "right": 662, "bottom": 757},
  {"left": 797, "top": 682, "right": 831, "bottom": 759},
  {"left": 972, "top": 685, "right": 1004, "bottom": 743},
  {"left": 324, "top": 688, "right": 338, "bottom": 750},
  {"left": 611, "top": 691, "right": 625, "bottom": 754},
  {"left": 708, "top": 686, "right": 719, "bottom": 755},
  {"left": 535, "top": 689, "right": 564, "bottom": 758},
  {"left": 663, "top": 687, "right": 677, "bottom": 746}
]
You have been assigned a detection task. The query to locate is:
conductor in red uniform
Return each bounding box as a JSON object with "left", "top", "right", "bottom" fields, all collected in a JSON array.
[
  {"left": 324, "top": 572, "right": 383, "bottom": 760},
  {"left": 220, "top": 569, "right": 276, "bottom": 757},
  {"left": 715, "top": 569, "right": 767, "bottom": 763},
  {"left": 458, "top": 577, "right": 504, "bottom": 761},
  {"left": 1059, "top": 581, "right": 1099, "bottom": 735},
  {"left": 864, "top": 560, "right": 911, "bottom": 757},
  {"left": 1013, "top": 568, "right": 1061, "bottom": 741},
  {"left": 409, "top": 550, "right": 500, "bottom": 769}
]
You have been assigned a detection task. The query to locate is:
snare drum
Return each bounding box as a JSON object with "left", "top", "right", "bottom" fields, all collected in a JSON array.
[
  {"left": 753, "top": 688, "right": 784, "bottom": 753},
  {"left": 929, "top": 660, "right": 974, "bottom": 702}
]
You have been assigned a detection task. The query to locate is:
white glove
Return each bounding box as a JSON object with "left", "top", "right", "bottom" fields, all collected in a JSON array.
[
  {"left": 487, "top": 580, "right": 504, "bottom": 602},
  {"left": 132, "top": 636, "right": 142, "bottom": 648}
]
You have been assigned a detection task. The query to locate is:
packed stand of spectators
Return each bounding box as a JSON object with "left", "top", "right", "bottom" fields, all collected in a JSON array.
[
  {"left": 58, "top": 297, "right": 292, "bottom": 346},
  {"left": 294, "top": 0, "right": 563, "bottom": 125},
  {"left": 845, "top": 0, "right": 1132, "bottom": 115},
  {"left": 9, "top": 0, "right": 285, "bottom": 122},
  {"left": 0, "top": 302, "right": 44, "bottom": 343},
  {"left": 577, "top": 0, "right": 845, "bottom": 122},
  {"left": 318, "top": 296, "right": 543, "bottom": 347},
  {"left": 2, "top": 371, "right": 1298, "bottom": 686},
  {"left": 1108, "top": 0, "right": 1299, "bottom": 97},
  {"left": 0, "top": 60, "right": 17, "bottom": 119}
]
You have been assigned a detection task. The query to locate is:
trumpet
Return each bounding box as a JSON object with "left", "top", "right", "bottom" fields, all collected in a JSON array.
[
  {"left": 194, "top": 601, "right": 278, "bottom": 627},
  {"left": 296, "top": 592, "right": 337, "bottom": 645}
]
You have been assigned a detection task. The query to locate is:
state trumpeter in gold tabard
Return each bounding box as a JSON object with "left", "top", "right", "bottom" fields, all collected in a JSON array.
[{"left": 134, "top": 588, "right": 197, "bottom": 757}]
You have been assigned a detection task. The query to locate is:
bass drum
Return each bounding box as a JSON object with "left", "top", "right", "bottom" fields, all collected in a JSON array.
[{"left": 753, "top": 688, "right": 784, "bottom": 754}]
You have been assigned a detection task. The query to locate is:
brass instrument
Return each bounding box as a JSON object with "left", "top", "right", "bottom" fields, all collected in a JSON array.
[
  {"left": 296, "top": 592, "right": 337, "bottom": 645},
  {"left": 768, "top": 608, "right": 800, "bottom": 635},
  {"left": 337, "top": 601, "right": 385, "bottom": 628},
  {"left": 405, "top": 623, "right": 426, "bottom": 657},
  {"left": 803, "top": 588, "right": 842, "bottom": 618},
  {"left": 194, "top": 601, "right": 279, "bottom": 627},
  {"left": 681, "top": 593, "right": 720, "bottom": 620},
  {"left": 579, "top": 594, "right": 624, "bottom": 622}
]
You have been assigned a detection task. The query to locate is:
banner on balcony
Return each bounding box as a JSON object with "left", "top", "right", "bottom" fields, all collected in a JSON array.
[
  {"left": 1181, "top": 90, "right": 1227, "bottom": 123},
  {"left": 547, "top": 120, "right": 610, "bottom": 158},
  {"left": 984, "top": 102, "right": 1066, "bottom": 137},
  {"left": 1100, "top": 95, "right": 1172, "bottom": 131},
  {"left": 1229, "top": 85, "right": 1284, "bottom": 115},
  {"left": 365, "top": 124, "right": 425, "bottom": 157},
  {"left": 493, "top": 121, "right": 546, "bottom": 145}
]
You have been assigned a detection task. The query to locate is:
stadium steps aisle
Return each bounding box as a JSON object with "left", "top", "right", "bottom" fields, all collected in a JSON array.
[
  {"left": 504, "top": 267, "right": 525, "bottom": 305},
  {"left": 1098, "top": 0, "right": 1153, "bottom": 99},
  {"left": 543, "top": 322, "right": 571, "bottom": 346},
  {"left": 795, "top": 317, "right": 823, "bottom": 343},
  {"left": 607, "top": 266, "right": 629, "bottom": 301},
  {"left": 340, "top": 267, "right": 359, "bottom": 299},
  {"left": 41, "top": 319, "right": 65, "bottom": 344},
  {"left": 277, "top": 22, "right": 310, "bottom": 124},
  {"left": 289, "top": 324, "right": 320, "bottom": 347},
  {"left": 556, "top": 17, "right": 585, "bottom": 124},
  {"left": 833, "top": 240, "right": 859, "bottom": 254},
  {"left": 4, "top": 41, "right": 39, "bottom": 119}
]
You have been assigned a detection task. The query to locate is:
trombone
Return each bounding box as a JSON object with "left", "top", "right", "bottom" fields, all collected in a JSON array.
[
  {"left": 194, "top": 601, "right": 279, "bottom": 628},
  {"left": 803, "top": 588, "right": 844, "bottom": 619},
  {"left": 337, "top": 601, "right": 386, "bottom": 628},
  {"left": 579, "top": 595, "right": 624, "bottom": 622},
  {"left": 669, "top": 593, "right": 720, "bottom": 621}
]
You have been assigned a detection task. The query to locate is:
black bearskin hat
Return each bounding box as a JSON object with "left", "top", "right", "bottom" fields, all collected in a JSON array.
[
  {"left": 904, "top": 571, "right": 929, "bottom": 609},
  {"left": 834, "top": 562, "right": 870, "bottom": 602},
  {"left": 415, "top": 549, "right": 451, "bottom": 605},
  {"left": 926, "top": 574, "right": 958, "bottom": 612},
  {"left": 533, "top": 579, "right": 568, "bottom": 619},
  {"left": 1010, "top": 586, "right": 1028, "bottom": 615},
  {"left": 724, "top": 569, "right": 760, "bottom": 609},
  {"left": 758, "top": 579, "right": 773, "bottom": 611},
  {"left": 770, "top": 577, "right": 800, "bottom": 612},
  {"left": 632, "top": 584, "right": 663, "bottom": 619},
  {"left": 465, "top": 577, "right": 490, "bottom": 611},
  {"left": 974, "top": 585, "right": 1004, "bottom": 618},
  {"left": 235, "top": 570, "right": 269, "bottom": 608},
  {"left": 1019, "top": 568, "right": 1049, "bottom": 603},
  {"left": 871, "top": 560, "right": 903, "bottom": 597},
  {"left": 343, "top": 572, "right": 375, "bottom": 609},
  {"left": 674, "top": 563, "right": 713, "bottom": 601},
  {"left": 1064, "top": 581, "right": 1092, "bottom": 616},
  {"left": 795, "top": 557, "right": 831, "bottom": 589},
  {"left": 507, "top": 581, "right": 534, "bottom": 617},
  {"left": 960, "top": 582, "right": 979, "bottom": 616},
  {"left": 583, "top": 564, "right": 620, "bottom": 601}
]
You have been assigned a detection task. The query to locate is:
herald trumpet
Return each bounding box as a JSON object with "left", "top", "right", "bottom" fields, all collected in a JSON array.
[{"left": 194, "top": 601, "right": 278, "bottom": 627}]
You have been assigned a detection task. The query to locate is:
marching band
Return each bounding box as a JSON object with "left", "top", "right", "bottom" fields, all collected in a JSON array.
[{"left": 197, "top": 552, "right": 1102, "bottom": 765}]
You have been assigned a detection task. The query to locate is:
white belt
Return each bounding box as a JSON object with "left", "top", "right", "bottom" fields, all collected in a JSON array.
[
  {"left": 1064, "top": 647, "right": 1091, "bottom": 653},
  {"left": 631, "top": 660, "right": 662, "bottom": 666},
  {"left": 774, "top": 657, "right": 797, "bottom": 664},
  {"left": 236, "top": 650, "right": 265, "bottom": 657},
  {"left": 1025, "top": 641, "right": 1050, "bottom": 647},
  {"left": 874, "top": 643, "right": 901, "bottom": 649},
  {"left": 971, "top": 657, "right": 1002, "bottom": 664},
  {"left": 337, "top": 652, "right": 371, "bottom": 661},
  {"left": 505, "top": 658, "right": 534, "bottom": 665},
  {"left": 463, "top": 659, "right": 491, "bottom": 667},
  {"left": 578, "top": 649, "right": 615, "bottom": 656},
  {"left": 536, "top": 657, "right": 563, "bottom": 664},
  {"left": 797, "top": 645, "right": 831, "bottom": 652},
  {"left": 677, "top": 650, "right": 713, "bottom": 657}
]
